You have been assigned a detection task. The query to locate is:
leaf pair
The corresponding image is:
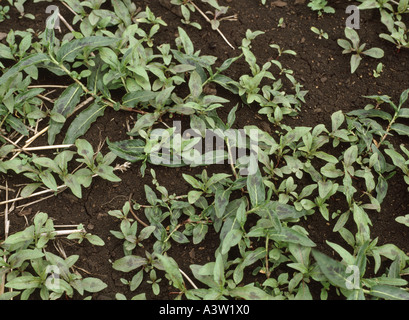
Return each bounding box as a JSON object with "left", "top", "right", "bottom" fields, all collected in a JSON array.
[{"left": 337, "top": 28, "right": 384, "bottom": 73}]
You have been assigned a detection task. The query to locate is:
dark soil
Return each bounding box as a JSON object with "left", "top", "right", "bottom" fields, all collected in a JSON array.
[{"left": 1, "top": 0, "right": 409, "bottom": 300}]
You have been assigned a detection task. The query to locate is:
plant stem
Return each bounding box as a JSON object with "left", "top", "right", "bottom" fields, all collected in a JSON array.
[{"left": 128, "top": 197, "right": 150, "bottom": 228}]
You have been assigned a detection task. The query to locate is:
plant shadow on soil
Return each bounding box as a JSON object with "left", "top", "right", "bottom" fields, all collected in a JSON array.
[{"left": 1, "top": 0, "right": 409, "bottom": 300}]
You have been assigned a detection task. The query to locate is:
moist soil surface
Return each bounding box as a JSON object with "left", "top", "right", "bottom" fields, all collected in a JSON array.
[{"left": 1, "top": 0, "right": 409, "bottom": 300}]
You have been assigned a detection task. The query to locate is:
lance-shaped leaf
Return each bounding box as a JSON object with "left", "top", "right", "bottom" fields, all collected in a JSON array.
[
  {"left": 87, "top": 55, "right": 109, "bottom": 95},
  {"left": 350, "top": 54, "right": 362, "bottom": 74},
  {"left": 391, "top": 123, "right": 409, "bottom": 137},
  {"left": 214, "top": 188, "right": 231, "bottom": 218},
  {"left": 122, "top": 90, "right": 157, "bottom": 108},
  {"left": 5, "top": 275, "right": 41, "bottom": 290},
  {"left": 155, "top": 254, "right": 185, "bottom": 291},
  {"left": 56, "top": 36, "right": 118, "bottom": 62},
  {"left": 64, "top": 102, "right": 107, "bottom": 144},
  {"left": 229, "top": 285, "right": 276, "bottom": 300},
  {"left": 369, "top": 285, "right": 409, "bottom": 300},
  {"left": 347, "top": 109, "right": 393, "bottom": 121},
  {"left": 112, "top": 255, "right": 147, "bottom": 272},
  {"left": 221, "top": 229, "right": 243, "bottom": 255},
  {"left": 188, "top": 70, "right": 202, "bottom": 99},
  {"left": 385, "top": 148, "right": 408, "bottom": 173},
  {"left": 268, "top": 201, "right": 309, "bottom": 221},
  {"left": 312, "top": 250, "right": 350, "bottom": 290},
  {"left": 81, "top": 277, "right": 107, "bottom": 293},
  {"left": 6, "top": 115, "right": 29, "bottom": 136},
  {"left": 129, "top": 113, "right": 159, "bottom": 135},
  {"left": 107, "top": 138, "right": 146, "bottom": 162},
  {"left": 269, "top": 227, "right": 316, "bottom": 247},
  {"left": 0, "top": 53, "right": 49, "bottom": 86},
  {"left": 363, "top": 47, "right": 384, "bottom": 59},
  {"left": 246, "top": 167, "right": 265, "bottom": 207},
  {"left": 48, "top": 83, "right": 84, "bottom": 144}
]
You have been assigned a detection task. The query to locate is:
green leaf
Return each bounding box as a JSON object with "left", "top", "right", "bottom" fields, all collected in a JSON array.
[
  {"left": 39, "top": 170, "right": 58, "bottom": 191},
  {"left": 182, "top": 174, "right": 203, "bottom": 190},
  {"left": 229, "top": 285, "right": 276, "bottom": 300},
  {"left": 391, "top": 123, "right": 409, "bottom": 136},
  {"left": 321, "top": 163, "right": 344, "bottom": 178},
  {"left": 21, "top": 183, "right": 42, "bottom": 198},
  {"left": 56, "top": 36, "right": 118, "bottom": 62},
  {"left": 9, "top": 249, "right": 44, "bottom": 268},
  {"left": 213, "top": 253, "right": 225, "bottom": 286},
  {"left": 396, "top": 214, "right": 409, "bottom": 227},
  {"left": 312, "top": 250, "right": 350, "bottom": 290},
  {"left": 188, "top": 70, "right": 202, "bottom": 99},
  {"left": 3, "top": 226, "right": 34, "bottom": 245},
  {"left": 369, "top": 285, "right": 409, "bottom": 300},
  {"left": 107, "top": 138, "right": 146, "bottom": 162},
  {"left": 64, "top": 174, "right": 82, "bottom": 198},
  {"left": 337, "top": 39, "right": 352, "bottom": 51},
  {"left": 113, "top": 255, "right": 147, "bottom": 272},
  {"left": 5, "top": 116, "right": 29, "bottom": 136},
  {"left": 177, "top": 27, "right": 194, "bottom": 55},
  {"left": 0, "top": 53, "right": 49, "bottom": 87},
  {"left": 81, "top": 277, "right": 107, "bottom": 293},
  {"left": 363, "top": 47, "right": 384, "bottom": 59},
  {"left": 129, "top": 113, "right": 159, "bottom": 134},
  {"left": 139, "top": 226, "right": 156, "bottom": 241},
  {"left": 344, "top": 27, "right": 360, "bottom": 48},
  {"left": 214, "top": 188, "right": 231, "bottom": 219},
  {"left": 188, "top": 190, "right": 203, "bottom": 204},
  {"left": 64, "top": 102, "right": 106, "bottom": 144},
  {"left": 32, "top": 157, "right": 61, "bottom": 174},
  {"left": 95, "top": 164, "right": 120, "bottom": 182},
  {"left": 5, "top": 275, "right": 41, "bottom": 290},
  {"left": 347, "top": 109, "right": 393, "bottom": 121},
  {"left": 48, "top": 83, "right": 84, "bottom": 144},
  {"left": 112, "top": 0, "right": 132, "bottom": 26},
  {"left": 269, "top": 201, "right": 309, "bottom": 221},
  {"left": 85, "top": 234, "right": 105, "bottom": 246},
  {"left": 247, "top": 168, "right": 265, "bottom": 207},
  {"left": 331, "top": 110, "right": 345, "bottom": 131},
  {"left": 269, "top": 227, "right": 315, "bottom": 247},
  {"left": 385, "top": 148, "right": 407, "bottom": 172},
  {"left": 155, "top": 254, "right": 184, "bottom": 291},
  {"left": 193, "top": 223, "right": 208, "bottom": 244},
  {"left": 343, "top": 145, "right": 358, "bottom": 167},
  {"left": 350, "top": 54, "right": 362, "bottom": 74},
  {"left": 221, "top": 229, "right": 243, "bottom": 255},
  {"left": 76, "top": 139, "right": 94, "bottom": 168},
  {"left": 122, "top": 90, "right": 157, "bottom": 108},
  {"left": 326, "top": 241, "right": 355, "bottom": 265}
]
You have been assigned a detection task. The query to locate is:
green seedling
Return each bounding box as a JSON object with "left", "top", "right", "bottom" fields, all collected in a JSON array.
[
  {"left": 206, "top": 5, "right": 238, "bottom": 31},
  {"left": 112, "top": 250, "right": 163, "bottom": 296},
  {"left": 311, "top": 26, "right": 329, "bottom": 40},
  {"left": 373, "top": 62, "right": 384, "bottom": 77},
  {"left": 337, "top": 27, "right": 384, "bottom": 73},
  {"left": 0, "top": 5, "right": 10, "bottom": 22},
  {"left": 8, "top": 0, "right": 34, "bottom": 19},
  {"left": 308, "top": 0, "right": 335, "bottom": 16}
]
